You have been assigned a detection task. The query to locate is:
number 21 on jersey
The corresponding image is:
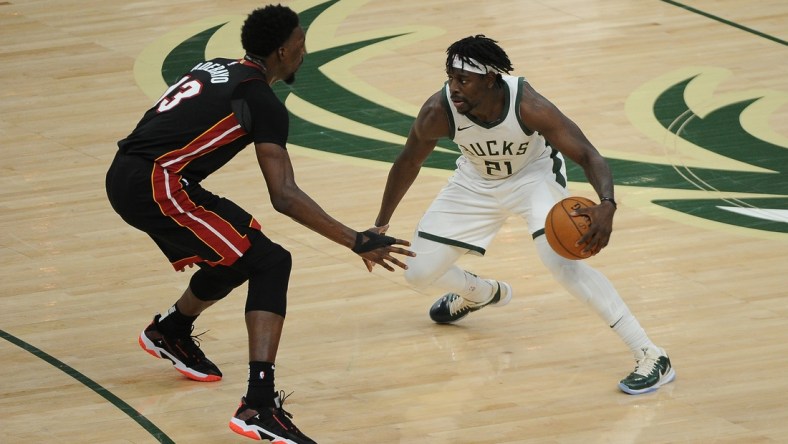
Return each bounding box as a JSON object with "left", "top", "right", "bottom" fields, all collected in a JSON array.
[{"left": 485, "top": 160, "right": 513, "bottom": 176}]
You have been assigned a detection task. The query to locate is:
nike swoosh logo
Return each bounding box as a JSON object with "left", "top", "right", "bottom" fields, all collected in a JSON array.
[{"left": 457, "top": 125, "right": 473, "bottom": 131}]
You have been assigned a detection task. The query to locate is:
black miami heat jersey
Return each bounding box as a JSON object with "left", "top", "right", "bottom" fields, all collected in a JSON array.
[
  {"left": 118, "top": 57, "right": 287, "bottom": 183},
  {"left": 108, "top": 58, "right": 288, "bottom": 270}
]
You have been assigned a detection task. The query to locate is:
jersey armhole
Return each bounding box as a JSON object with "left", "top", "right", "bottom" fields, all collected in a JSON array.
[
  {"left": 515, "top": 77, "right": 534, "bottom": 135},
  {"left": 440, "top": 82, "right": 456, "bottom": 140}
]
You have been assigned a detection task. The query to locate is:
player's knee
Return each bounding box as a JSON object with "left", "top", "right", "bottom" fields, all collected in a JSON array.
[
  {"left": 404, "top": 265, "right": 438, "bottom": 289},
  {"left": 543, "top": 251, "right": 580, "bottom": 281},
  {"left": 535, "top": 236, "right": 580, "bottom": 281},
  {"left": 190, "top": 265, "right": 247, "bottom": 301},
  {"left": 243, "top": 242, "right": 291, "bottom": 316}
]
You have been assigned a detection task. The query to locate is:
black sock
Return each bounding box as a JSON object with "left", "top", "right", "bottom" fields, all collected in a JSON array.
[
  {"left": 246, "top": 361, "right": 276, "bottom": 408},
  {"left": 157, "top": 303, "right": 197, "bottom": 336}
]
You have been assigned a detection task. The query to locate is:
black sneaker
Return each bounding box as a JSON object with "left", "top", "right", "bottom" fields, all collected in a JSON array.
[
  {"left": 229, "top": 392, "right": 317, "bottom": 443},
  {"left": 138, "top": 314, "right": 222, "bottom": 382},
  {"left": 619, "top": 347, "right": 676, "bottom": 394},
  {"left": 429, "top": 280, "right": 512, "bottom": 324}
]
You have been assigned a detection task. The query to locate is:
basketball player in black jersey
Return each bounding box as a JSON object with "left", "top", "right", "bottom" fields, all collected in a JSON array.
[{"left": 106, "top": 5, "right": 413, "bottom": 443}]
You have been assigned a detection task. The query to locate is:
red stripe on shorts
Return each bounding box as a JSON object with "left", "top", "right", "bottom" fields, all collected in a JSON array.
[{"left": 151, "top": 115, "right": 251, "bottom": 267}]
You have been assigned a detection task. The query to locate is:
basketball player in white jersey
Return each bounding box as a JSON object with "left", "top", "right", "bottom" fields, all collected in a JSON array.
[{"left": 370, "top": 35, "right": 674, "bottom": 394}]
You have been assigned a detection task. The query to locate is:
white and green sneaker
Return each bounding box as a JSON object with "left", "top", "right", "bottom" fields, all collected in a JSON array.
[
  {"left": 619, "top": 347, "right": 676, "bottom": 395},
  {"left": 429, "top": 280, "right": 512, "bottom": 324}
]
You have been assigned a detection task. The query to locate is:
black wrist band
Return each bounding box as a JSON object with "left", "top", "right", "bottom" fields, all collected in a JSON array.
[
  {"left": 600, "top": 196, "right": 617, "bottom": 208},
  {"left": 352, "top": 230, "right": 396, "bottom": 253}
]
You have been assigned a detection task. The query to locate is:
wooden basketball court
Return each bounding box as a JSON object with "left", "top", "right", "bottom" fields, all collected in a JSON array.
[{"left": 2, "top": 0, "right": 786, "bottom": 442}]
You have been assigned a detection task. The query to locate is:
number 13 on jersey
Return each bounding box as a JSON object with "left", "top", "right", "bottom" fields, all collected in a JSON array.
[{"left": 156, "top": 76, "right": 203, "bottom": 113}]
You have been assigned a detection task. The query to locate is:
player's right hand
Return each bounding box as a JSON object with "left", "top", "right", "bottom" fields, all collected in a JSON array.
[
  {"left": 361, "top": 225, "right": 387, "bottom": 271},
  {"left": 354, "top": 225, "right": 414, "bottom": 272}
]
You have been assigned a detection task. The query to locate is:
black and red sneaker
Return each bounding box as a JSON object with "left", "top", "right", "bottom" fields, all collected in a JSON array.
[
  {"left": 229, "top": 392, "right": 317, "bottom": 443},
  {"left": 138, "top": 314, "right": 222, "bottom": 382}
]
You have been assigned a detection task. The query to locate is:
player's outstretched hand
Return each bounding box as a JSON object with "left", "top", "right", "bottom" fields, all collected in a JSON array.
[
  {"left": 354, "top": 226, "right": 414, "bottom": 272},
  {"left": 361, "top": 225, "right": 389, "bottom": 271}
]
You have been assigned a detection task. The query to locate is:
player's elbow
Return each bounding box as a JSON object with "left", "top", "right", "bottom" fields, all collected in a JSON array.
[
  {"left": 270, "top": 195, "right": 292, "bottom": 214},
  {"left": 269, "top": 186, "right": 299, "bottom": 215}
]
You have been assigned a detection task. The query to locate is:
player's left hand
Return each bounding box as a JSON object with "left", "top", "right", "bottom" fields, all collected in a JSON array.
[{"left": 572, "top": 200, "right": 616, "bottom": 255}]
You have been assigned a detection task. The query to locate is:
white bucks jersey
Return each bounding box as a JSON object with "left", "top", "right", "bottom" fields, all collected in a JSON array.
[{"left": 443, "top": 75, "right": 549, "bottom": 180}]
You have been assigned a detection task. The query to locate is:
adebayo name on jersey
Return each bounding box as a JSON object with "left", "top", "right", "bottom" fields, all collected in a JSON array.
[{"left": 191, "top": 61, "right": 231, "bottom": 84}]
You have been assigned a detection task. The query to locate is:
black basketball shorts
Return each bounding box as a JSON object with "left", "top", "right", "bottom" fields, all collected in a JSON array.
[{"left": 106, "top": 152, "right": 263, "bottom": 271}]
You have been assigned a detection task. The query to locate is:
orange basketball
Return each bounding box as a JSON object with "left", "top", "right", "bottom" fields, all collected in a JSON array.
[{"left": 544, "top": 196, "right": 597, "bottom": 260}]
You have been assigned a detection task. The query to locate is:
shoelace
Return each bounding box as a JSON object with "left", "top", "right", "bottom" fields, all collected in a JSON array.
[
  {"left": 275, "top": 390, "right": 295, "bottom": 418},
  {"left": 633, "top": 353, "right": 659, "bottom": 376},
  {"left": 447, "top": 285, "right": 498, "bottom": 315},
  {"left": 447, "top": 294, "right": 472, "bottom": 316},
  {"left": 273, "top": 390, "right": 307, "bottom": 434},
  {"left": 173, "top": 328, "right": 210, "bottom": 360}
]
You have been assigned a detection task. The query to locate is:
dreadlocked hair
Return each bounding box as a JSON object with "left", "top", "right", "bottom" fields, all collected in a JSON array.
[
  {"left": 446, "top": 35, "right": 513, "bottom": 84},
  {"left": 241, "top": 4, "right": 300, "bottom": 57}
]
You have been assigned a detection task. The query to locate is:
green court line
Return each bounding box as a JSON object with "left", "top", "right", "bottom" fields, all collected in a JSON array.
[
  {"left": 0, "top": 329, "right": 175, "bottom": 444},
  {"left": 661, "top": 0, "right": 787, "bottom": 46}
]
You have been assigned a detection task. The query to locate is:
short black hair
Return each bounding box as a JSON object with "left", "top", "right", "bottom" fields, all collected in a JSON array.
[
  {"left": 446, "top": 35, "right": 513, "bottom": 77},
  {"left": 241, "top": 4, "right": 300, "bottom": 57}
]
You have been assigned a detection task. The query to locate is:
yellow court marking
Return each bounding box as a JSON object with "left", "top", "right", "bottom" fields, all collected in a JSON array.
[{"left": 623, "top": 66, "right": 787, "bottom": 172}]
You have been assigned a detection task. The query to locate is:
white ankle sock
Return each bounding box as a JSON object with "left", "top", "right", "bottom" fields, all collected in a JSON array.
[
  {"left": 460, "top": 272, "right": 495, "bottom": 303},
  {"left": 611, "top": 313, "right": 657, "bottom": 355}
]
